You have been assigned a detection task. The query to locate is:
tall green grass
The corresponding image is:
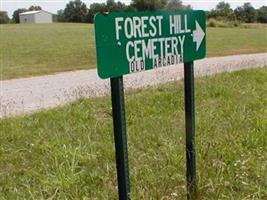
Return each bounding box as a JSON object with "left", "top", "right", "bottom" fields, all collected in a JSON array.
[{"left": 0, "top": 68, "right": 266, "bottom": 199}]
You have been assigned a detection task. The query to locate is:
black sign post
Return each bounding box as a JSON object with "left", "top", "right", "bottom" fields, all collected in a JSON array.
[
  {"left": 110, "top": 76, "right": 131, "bottom": 200},
  {"left": 184, "top": 62, "right": 197, "bottom": 199},
  {"left": 95, "top": 10, "right": 206, "bottom": 199},
  {"left": 109, "top": 64, "right": 198, "bottom": 200}
]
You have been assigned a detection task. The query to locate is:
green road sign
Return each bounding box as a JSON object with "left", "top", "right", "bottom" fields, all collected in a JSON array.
[{"left": 95, "top": 10, "right": 206, "bottom": 79}]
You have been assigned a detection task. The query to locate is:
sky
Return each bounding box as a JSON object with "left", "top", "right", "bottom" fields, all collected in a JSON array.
[{"left": 1, "top": 0, "right": 266, "bottom": 17}]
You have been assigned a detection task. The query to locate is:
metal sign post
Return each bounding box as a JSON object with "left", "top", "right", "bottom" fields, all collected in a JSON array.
[
  {"left": 94, "top": 10, "right": 206, "bottom": 200},
  {"left": 110, "top": 76, "right": 131, "bottom": 200},
  {"left": 184, "top": 62, "right": 197, "bottom": 199}
]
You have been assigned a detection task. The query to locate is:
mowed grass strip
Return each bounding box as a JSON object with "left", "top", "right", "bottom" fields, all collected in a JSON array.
[
  {"left": 0, "top": 68, "right": 266, "bottom": 199},
  {"left": 1, "top": 23, "right": 96, "bottom": 80},
  {"left": 208, "top": 27, "right": 267, "bottom": 57},
  {"left": 1, "top": 23, "right": 267, "bottom": 80}
]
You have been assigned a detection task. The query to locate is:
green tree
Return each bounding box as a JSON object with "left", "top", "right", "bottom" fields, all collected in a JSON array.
[
  {"left": 215, "top": 1, "right": 234, "bottom": 20},
  {"left": 216, "top": 1, "right": 231, "bottom": 14},
  {"left": 85, "top": 0, "right": 129, "bottom": 23},
  {"left": 28, "top": 5, "right": 42, "bottom": 11},
  {"left": 207, "top": 1, "right": 235, "bottom": 21},
  {"left": 106, "top": 0, "right": 128, "bottom": 12},
  {"left": 131, "top": 0, "right": 167, "bottom": 11},
  {"left": 234, "top": 3, "right": 256, "bottom": 23},
  {"left": 56, "top": 9, "right": 65, "bottom": 22},
  {"left": 206, "top": 10, "right": 217, "bottom": 19},
  {"left": 0, "top": 11, "right": 9, "bottom": 24},
  {"left": 64, "top": 0, "right": 88, "bottom": 22},
  {"left": 86, "top": 3, "right": 106, "bottom": 23},
  {"left": 257, "top": 6, "right": 267, "bottom": 23},
  {"left": 165, "top": 0, "right": 191, "bottom": 10},
  {"left": 12, "top": 8, "right": 27, "bottom": 23},
  {"left": 106, "top": 0, "right": 116, "bottom": 10}
]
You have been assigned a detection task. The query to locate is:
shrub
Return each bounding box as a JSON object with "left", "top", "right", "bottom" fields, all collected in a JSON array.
[
  {"left": 207, "top": 18, "right": 217, "bottom": 27},
  {"left": 207, "top": 18, "right": 240, "bottom": 28},
  {"left": 207, "top": 18, "right": 230, "bottom": 27}
]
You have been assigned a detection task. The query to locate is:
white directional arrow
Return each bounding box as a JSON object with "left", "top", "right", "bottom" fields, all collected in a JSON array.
[{"left": 193, "top": 20, "right": 205, "bottom": 51}]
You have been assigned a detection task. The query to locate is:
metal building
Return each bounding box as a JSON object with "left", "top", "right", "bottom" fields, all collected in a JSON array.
[{"left": 19, "top": 10, "right": 53, "bottom": 24}]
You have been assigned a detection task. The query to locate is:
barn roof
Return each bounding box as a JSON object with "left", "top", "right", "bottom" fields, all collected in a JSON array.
[{"left": 19, "top": 10, "right": 52, "bottom": 16}]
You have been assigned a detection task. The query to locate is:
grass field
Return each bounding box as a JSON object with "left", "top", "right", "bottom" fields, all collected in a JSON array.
[
  {"left": 1, "top": 23, "right": 267, "bottom": 80},
  {"left": 0, "top": 68, "right": 266, "bottom": 199}
]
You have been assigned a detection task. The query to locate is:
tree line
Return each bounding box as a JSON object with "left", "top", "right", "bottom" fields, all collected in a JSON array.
[
  {"left": 207, "top": 1, "right": 267, "bottom": 23},
  {"left": 0, "top": 0, "right": 190, "bottom": 24},
  {"left": 56, "top": 0, "right": 191, "bottom": 23},
  {"left": 0, "top": 0, "right": 266, "bottom": 24}
]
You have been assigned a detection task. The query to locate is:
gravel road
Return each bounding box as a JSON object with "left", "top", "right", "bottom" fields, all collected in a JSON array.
[{"left": 0, "top": 53, "right": 266, "bottom": 118}]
